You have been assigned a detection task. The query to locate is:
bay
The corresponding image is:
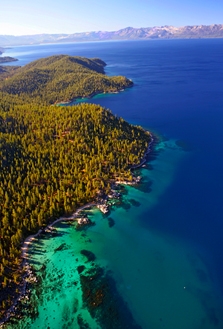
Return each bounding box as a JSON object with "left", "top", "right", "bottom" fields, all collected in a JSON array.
[{"left": 4, "top": 39, "right": 223, "bottom": 328}]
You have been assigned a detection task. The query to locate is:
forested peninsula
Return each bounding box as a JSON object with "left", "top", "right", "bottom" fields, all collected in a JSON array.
[
  {"left": 0, "top": 57, "right": 18, "bottom": 64},
  {"left": 0, "top": 55, "right": 150, "bottom": 320},
  {"left": 0, "top": 55, "right": 133, "bottom": 104}
]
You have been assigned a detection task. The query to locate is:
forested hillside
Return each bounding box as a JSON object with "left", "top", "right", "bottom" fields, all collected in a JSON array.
[
  {"left": 0, "top": 92, "right": 150, "bottom": 315},
  {"left": 0, "top": 66, "right": 19, "bottom": 82},
  {"left": 0, "top": 54, "right": 147, "bottom": 318},
  {"left": 0, "top": 55, "right": 133, "bottom": 104}
]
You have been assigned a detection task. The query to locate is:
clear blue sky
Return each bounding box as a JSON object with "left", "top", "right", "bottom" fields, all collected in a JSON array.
[{"left": 1, "top": 0, "right": 223, "bottom": 35}]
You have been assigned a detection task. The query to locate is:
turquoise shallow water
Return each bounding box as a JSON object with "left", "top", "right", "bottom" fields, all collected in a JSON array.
[{"left": 5, "top": 138, "right": 223, "bottom": 329}]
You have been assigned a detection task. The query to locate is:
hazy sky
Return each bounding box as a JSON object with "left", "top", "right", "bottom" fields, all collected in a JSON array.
[{"left": 1, "top": 0, "right": 223, "bottom": 36}]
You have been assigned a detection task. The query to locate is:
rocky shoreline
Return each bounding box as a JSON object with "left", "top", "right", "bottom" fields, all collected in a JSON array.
[{"left": 0, "top": 132, "right": 153, "bottom": 327}]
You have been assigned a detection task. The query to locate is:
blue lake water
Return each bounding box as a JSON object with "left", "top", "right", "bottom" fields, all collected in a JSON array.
[{"left": 3, "top": 39, "right": 223, "bottom": 328}]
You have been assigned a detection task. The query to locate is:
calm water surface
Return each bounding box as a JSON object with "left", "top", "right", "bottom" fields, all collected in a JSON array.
[{"left": 3, "top": 39, "right": 223, "bottom": 328}]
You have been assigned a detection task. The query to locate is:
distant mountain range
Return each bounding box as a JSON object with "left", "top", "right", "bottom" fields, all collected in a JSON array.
[{"left": 1, "top": 24, "right": 223, "bottom": 47}]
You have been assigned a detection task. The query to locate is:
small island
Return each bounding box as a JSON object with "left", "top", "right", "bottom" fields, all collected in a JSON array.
[{"left": 0, "top": 56, "right": 18, "bottom": 64}]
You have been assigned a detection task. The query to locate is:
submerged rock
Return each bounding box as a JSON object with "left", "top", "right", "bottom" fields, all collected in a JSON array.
[
  {"left": 77, "top": 314, "right": 91, "bottom": 329},
  {"left": 108, "top": 217, "right": 115, "bottom": 228},
  {"left": 80, "top": 250, "right": 96, "bottom": 262},
  {"left": 54, "top": 243, "right": 66, "bottom": 252},
  {"left": 129, "top": 199, "right": 141, "bottom": 207},
  {"left": 77, "top": 265, "right": 86, "bottom": 274},
  {"left": 79, "top": 266, "right": 142, "bottom": 329}
]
